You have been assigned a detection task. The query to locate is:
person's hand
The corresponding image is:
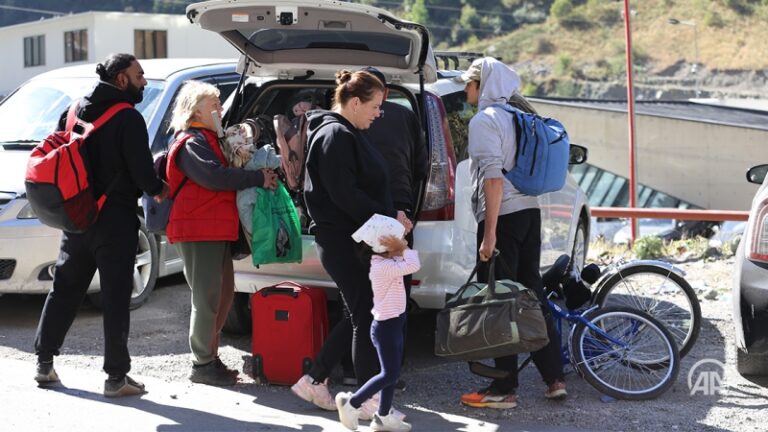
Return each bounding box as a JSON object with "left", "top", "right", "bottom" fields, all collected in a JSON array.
[
  {"left": 396, "top": 211, "right": 413, "bottom": 234},
  {"left": 261, "top": 168, "right": 278, "bottom": 190},
  {"left": 478, "top": 233, "right": 496, "bottom": 262},
  {"left": 380, "top": 235, "right": 407, "bottom": 256},
  {"left": 153, "top": 181, "right": 170, "bottom": 203}
]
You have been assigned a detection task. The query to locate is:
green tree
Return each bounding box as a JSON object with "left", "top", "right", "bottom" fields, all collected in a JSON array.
[{"left": 404, "top": 0, "right": 428, "bottom": 24}]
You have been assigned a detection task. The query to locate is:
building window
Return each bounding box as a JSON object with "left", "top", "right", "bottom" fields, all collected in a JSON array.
[
  {"left": 23, "top": 35, "right": 45, "bottom": 67},
  {"left": 134, "top": 30, "right": 168, "bottom": 59},
  {"left": 64, "top": 29, "right": 88, "bottom": 63}
]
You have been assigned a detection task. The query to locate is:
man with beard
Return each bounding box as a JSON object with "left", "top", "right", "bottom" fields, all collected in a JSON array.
[{"left": 33, "top": 53, "right": 169, "bottom": 397}]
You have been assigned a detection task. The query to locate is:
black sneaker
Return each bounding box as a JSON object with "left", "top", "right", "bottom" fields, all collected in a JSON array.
[
  {"left": 34, "top": 360, "right": 59, "bottom": 384},
  {"left": 104, "top": 375, "right": 146, "bottom": 397},
  {"left": 190, "top": 361, "right": 237, "bottom": 386},
  {"left": 213, "top": 357, "right": 239, "bottom": 377}
]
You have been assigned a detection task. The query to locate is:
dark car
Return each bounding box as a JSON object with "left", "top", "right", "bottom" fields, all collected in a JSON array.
[{"left": 733, "top": 163, "right": 768, "bottom": 376}]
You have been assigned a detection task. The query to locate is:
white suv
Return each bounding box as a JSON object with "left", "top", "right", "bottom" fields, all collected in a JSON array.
[{"left": 187, "top": 0, "right": 591, "bottom": 332}]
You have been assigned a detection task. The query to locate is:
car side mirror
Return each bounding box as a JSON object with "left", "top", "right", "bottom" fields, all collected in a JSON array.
[
  {"left": 569, "top": 144, "right": 588, "bottom": 165},
  {"left": 746, "top": 164, "right": 768, "bottom": 185}
]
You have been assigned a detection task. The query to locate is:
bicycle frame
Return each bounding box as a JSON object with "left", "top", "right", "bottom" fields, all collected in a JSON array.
[{"left": 549, "top": 300, "right": 633, "bottom": 367}]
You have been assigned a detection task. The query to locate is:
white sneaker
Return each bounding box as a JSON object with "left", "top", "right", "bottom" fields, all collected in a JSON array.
[
  {"left": 371, "top": 409, "right": 412, "bottom": 432},
  {"left": 290, "top": 374, "right": 336, "bottom": 411},
  {"left": 359, "top": 394, "right": 406, "bottom": 421},
  {"left": 335, "top": 392, "right": 360, "bottom": 430}
]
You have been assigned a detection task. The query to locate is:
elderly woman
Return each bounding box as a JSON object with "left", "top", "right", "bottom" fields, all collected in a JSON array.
[
  {"left": 291, "top": 70, "right": 411, "bottom": 421},
  {"left": 165, "top": 80, "right": 277, "bottom": 386}
]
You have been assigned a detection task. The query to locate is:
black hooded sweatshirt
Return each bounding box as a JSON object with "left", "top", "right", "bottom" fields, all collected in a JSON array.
[
  {"left": 304, "top": 111, "right": 395, "bottom": 235},
  {"left": 57, "top": 81, "right": 163, "bottom": 211}
]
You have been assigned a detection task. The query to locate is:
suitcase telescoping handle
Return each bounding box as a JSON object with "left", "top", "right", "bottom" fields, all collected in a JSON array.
[{"left": 259, "top": 281, "right": 307, "bottom": 298}]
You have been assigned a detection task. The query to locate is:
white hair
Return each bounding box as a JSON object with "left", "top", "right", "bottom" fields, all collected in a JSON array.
[{"left": 168, "top": 80, "right": 220, "bottom": 133}]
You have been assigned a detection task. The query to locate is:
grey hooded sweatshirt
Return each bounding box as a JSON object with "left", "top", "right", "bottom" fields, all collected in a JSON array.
[{"left": 468, "top": 57, "right": 539, "bottom": 223}]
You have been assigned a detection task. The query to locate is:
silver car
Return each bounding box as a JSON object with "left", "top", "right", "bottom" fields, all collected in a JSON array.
[{"left": 0, "top": 59, "right": 240, "bottom": 308}]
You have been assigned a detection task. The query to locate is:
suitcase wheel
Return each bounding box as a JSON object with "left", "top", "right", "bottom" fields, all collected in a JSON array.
[
  {"left": 252, "top": 354, "right": 264, "bottom": 382},
  {"left": 302, "top": 357, "right": 313, "bottom": 375}
]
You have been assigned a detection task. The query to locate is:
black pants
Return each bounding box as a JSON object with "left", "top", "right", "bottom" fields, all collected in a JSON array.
[
  {"left": 34, "top": 205, "right": 139, "bottom": 376},
  {"left": 309, "top": 229, "right": 378, "bottom": 384},
  {"left": 476, "top": 208, "right": 563, "bottom": 393}
]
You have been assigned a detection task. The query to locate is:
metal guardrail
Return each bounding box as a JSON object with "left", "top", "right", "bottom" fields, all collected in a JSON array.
[{"left": 591, "top": 207, "right": 749, "bottom": 222}]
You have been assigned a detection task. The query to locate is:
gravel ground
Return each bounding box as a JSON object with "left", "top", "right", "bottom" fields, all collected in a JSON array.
[{"left": 1, "top": 255, "right": 766, "bottom": 432}]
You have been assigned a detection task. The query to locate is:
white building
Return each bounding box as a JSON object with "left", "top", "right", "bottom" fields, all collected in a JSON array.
[{"left": 0, "top": 11, "right": 239, "bottom": 96}]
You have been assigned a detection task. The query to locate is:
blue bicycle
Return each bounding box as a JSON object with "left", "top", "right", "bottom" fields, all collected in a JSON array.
[{"left": 521, "top": 255, "right": 681, "bottom": 400}]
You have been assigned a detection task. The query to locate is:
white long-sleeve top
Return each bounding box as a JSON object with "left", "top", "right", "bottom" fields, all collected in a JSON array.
[{"left": 369, "top": 249, "right": 421, "bottom": 321}]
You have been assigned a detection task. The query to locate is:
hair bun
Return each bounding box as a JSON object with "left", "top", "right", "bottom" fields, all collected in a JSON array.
[
  {"left": 335, "top": 69, "right": 353, "bottom": 85},
  {"left": 95, "top": 63, "right": 108, "bottom": 79}
]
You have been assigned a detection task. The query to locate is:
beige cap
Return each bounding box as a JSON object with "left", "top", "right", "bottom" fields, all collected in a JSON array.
[{"left": 454, "top": 58, "right": 483, "bottom": 83}]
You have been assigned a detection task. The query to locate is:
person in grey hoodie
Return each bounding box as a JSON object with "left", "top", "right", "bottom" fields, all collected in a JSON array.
[{"left": 456, "top": 57, "right": 566, "bottom": 409}]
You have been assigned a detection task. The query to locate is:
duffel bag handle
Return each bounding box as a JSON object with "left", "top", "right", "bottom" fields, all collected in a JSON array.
[{"left": 450, "top": 250, "right": 501, "bottom": 303}]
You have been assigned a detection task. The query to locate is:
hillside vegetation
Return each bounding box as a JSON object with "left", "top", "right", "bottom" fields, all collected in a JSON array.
[{"left": 2, "top": 0, "right": 766, "bottom": 98}]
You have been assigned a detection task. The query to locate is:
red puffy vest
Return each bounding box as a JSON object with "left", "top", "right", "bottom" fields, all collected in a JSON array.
[{"left": 165, "top": 128, "right": 239, "bottom": 243}]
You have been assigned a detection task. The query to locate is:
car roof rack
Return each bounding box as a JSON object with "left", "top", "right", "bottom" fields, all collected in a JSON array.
[{"left": 433, "top": 51, "right": 485, "bottom": 70}]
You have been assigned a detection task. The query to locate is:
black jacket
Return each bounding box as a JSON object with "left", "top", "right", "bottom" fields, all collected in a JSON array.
[
  {"left": 304, "top": 111, "right": 395, "bottom": 235},
  {"left": 58, "top": 82, "right": 163, "bottom": 210},
  {"left": 364, "top": 100, "right": 428, "bottom": 212}
]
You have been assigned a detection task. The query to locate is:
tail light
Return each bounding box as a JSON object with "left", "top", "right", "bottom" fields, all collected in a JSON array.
[
  {"left": 748, "top": 199, "right": 768, "bottom": 262},
  {"left": 419, "top": 92, "right": 456, "bottom": 221}
]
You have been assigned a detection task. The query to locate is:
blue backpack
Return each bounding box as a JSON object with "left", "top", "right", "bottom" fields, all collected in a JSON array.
[{"left": 497, "top": 104, "right": 570, "bottom": 196}]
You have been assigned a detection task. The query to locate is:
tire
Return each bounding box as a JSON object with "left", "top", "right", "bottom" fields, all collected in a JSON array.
[
  {"left": 223, "top": 292, "right": 252, "bottom": 334},
  {"left": 570, "top": 217, "right": 588, "bottom": 272},
  {"left": 593, "top": 264, "right": 701, "bottom": 358},
  {"left": 569, "top": 306, "right": 680, "bottom": 400},
  {"left": 87, "top": 221, "right": 159, "bottom": 311},
  {"left": 736, "top": 347, "right": 768, "bottom": 376}
]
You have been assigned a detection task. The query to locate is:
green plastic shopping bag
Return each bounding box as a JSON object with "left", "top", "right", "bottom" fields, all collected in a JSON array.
[{"left": 251, "top": 182, "right": 302, "bottom": 265}]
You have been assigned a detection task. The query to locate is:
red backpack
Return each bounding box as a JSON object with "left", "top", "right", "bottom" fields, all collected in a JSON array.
[{"left": 24, "top": 100, "right": 132, "bottom": 233}]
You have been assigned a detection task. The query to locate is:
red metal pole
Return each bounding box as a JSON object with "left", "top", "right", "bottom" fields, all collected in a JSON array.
[{"left": 623, "top": 0, "right": 639, "bottom": 245}]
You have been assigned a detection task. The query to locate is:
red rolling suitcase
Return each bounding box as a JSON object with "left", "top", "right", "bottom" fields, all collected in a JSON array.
[{"left": 250, "top": 281, "right": 328, "bottom": 385}]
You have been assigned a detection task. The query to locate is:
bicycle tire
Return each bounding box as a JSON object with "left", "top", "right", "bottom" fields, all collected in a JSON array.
[
  {"left": 593, "top": 264, "right": 701, "bottom": 357},
  {"left": 569, "top": 306, "right": 680, "bottom": 400}
]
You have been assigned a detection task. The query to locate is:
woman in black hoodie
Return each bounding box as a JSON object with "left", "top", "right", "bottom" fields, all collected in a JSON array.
[{"left": 291, "top": 70, "right": 412, "bottom": 416}]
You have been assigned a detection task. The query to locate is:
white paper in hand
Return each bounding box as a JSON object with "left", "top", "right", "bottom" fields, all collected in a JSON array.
[{"left": 351, "top": 214, "right": 405, "bottom": 253}]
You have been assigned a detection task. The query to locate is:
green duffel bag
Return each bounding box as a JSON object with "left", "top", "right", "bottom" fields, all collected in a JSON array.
[{"left": 434, "top": 254, "right": 549, "bottom": 361}]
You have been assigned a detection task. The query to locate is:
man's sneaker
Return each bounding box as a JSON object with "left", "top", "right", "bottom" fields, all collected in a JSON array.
[
  {"left": 460, "top": 387, "right": 518, "bottom": 409},
  {"left": 214, "top": 357, "right": 239, "bottom": 377},
  {"left": 545, "top": 381, "right": 567, "bottom": 400},
  {"left": 335, "top": 392, "right": 360, "bottom": 431},
  {"left": 291, "top": 374, "right": 336, "bottom": 411},
  {"left": 104, "top": 375, "right": 146, "bottom": 398},
  {"left": 34, "top": 361, "right": 59, "bottom": 384},
  {"left": 190, "top": 361, "right": 237, "bottom": 386},
  {"left": 359, "top": 394, "right": 407, "bottom": 421},
  {"left": 371, "top": 409, "right": 412, "bottom": 432}
]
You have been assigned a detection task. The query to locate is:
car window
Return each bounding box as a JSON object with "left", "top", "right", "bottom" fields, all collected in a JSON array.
[
  {"left": 0, "top": 78, "right": 164, "bottom": 143},
  {"left": 151, "top": 75, "right": 240, "bottom": 154},
  {"left": 440, "top": 90, "right": 476, "bottom": 162}
]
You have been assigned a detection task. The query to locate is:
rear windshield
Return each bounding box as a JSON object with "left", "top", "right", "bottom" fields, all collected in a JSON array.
[{"left": 246, "top": 29, "right": 411, "bottom": 56}]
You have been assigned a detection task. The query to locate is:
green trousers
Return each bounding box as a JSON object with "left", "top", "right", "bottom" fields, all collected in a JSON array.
[{"left": 177, "top": 241, "right": 234, "bottom": 366}]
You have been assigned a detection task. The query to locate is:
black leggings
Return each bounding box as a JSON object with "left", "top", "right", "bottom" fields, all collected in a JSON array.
[
  {"left": 475, "top": 208, "right": 563, "bottom": 393},
  {"left": 309, "top": 230, "right": 379, "bottom": 384}
]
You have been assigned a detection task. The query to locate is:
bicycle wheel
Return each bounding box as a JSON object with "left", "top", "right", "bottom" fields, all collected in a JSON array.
[
  {"left": 569, "top": 306, "right": 680, "bottom": 400},
  {"left": 593, "top": 264, "right": 701, "bottom": 357}
]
